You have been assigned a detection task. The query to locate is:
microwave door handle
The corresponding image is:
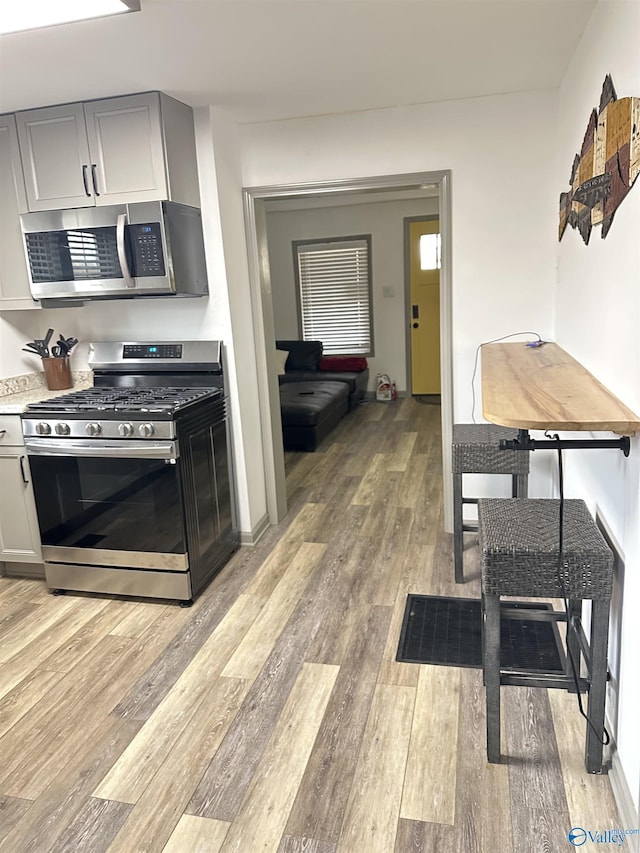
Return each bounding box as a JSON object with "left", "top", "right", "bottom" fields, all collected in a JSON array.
[{"left": 116, "top": 213, "right": 135, "bottom": 288}]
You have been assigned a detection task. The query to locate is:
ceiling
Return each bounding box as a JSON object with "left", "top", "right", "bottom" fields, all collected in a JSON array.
[{"left": 0, "top": 0, "right": 596, "bottom": 123}]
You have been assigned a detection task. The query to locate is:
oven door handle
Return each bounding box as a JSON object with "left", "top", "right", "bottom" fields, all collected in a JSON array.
[
  {"left": 116, "top": 213, "right": 136, "bottom": 289},
  {"left": 24, "top": 439, "right": 179, "bottom": 460}
]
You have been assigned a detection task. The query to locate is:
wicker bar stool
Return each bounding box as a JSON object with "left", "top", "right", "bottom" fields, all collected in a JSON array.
[
  {"left": 479, "top": 498, "right": 613, "bottom": 774},
  {"left": 452, "top": 424, "right": 530, "bottom": 583}
]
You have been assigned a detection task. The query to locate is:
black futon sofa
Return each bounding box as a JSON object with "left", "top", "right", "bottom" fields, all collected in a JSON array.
[{"left": 276, "top": 340, "right": 369, "bottom": 451}]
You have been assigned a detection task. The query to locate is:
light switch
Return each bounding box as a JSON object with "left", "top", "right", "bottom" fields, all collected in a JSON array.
[{"left": 382, "top": 285, "right": 395, "bottom": 298}]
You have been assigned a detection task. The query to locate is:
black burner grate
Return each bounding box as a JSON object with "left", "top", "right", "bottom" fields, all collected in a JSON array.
[{"left": 396, "top": 595, "right": 564, "bottom": 671}]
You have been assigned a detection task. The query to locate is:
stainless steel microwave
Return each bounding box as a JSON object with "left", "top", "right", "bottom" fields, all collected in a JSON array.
[{"left": 20, "top": 200, "right": 208, "bottom": 303}]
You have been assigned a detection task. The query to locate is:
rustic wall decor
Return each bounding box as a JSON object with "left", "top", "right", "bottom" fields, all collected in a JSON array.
[{"left": 559, "top": 75, "right": 639, "bottom": 245}]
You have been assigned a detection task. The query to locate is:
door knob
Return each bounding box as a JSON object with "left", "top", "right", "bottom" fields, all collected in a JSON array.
[{"left": 412, "top": 322, "right": 419, "bottom": 329}]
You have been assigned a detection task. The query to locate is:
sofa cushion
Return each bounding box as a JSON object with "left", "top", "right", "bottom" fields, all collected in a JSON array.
[
  {"left": 279, "top": 381, "right": 349, "bottom": 426},
  {"left": 276, "top": 340, "right": 323, "bottom": 371},
  {"left": 319, "top": 355, "right": 368, "bottom": 372}
]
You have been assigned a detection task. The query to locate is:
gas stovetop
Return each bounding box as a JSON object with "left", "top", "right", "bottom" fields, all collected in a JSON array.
[
  {"left": 24, "top": 386, "right": 220, "bottom": 416},
  {"left": 21, "top": 386, "right": 223, "bottom": 441}
]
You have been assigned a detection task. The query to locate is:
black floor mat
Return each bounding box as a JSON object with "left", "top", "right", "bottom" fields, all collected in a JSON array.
[{"left": 396, "top": 595, "right": 565, "bottom": 671}]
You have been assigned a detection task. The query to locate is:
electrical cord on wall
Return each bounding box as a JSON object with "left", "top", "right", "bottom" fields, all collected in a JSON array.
[
  {"left": 470, "top": 331, "right": 543, "bottom": 423},
  {"left": 548, "top": 431, "right": 610, "bottom": 747}
]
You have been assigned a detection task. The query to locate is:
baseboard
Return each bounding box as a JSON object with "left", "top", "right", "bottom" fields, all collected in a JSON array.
[
  {"left": 239, "top": 512, "right": 270, "bottom": 546},
  {"left": 608, "top": 748, "right": 639, "bottom": 852}
]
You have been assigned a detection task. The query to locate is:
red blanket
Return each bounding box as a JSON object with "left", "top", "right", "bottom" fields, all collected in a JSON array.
[{"left": 319, "top": 356, "right": 368, "bottom": 372}]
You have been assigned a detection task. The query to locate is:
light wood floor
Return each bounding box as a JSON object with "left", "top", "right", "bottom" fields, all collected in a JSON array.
[{"left": 0, "top": 397, "right": 620, "bottom": 852}]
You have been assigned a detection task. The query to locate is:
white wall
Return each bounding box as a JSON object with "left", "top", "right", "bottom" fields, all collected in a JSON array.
[
  {"left": 555, "top": 0, "right": 640, "bottom": 815},
  {"left": 240, "top": 89, "right": 559, "bottom": 496},
  {"left": 266, "top": 197, "right": 439, "bottom": 391}
]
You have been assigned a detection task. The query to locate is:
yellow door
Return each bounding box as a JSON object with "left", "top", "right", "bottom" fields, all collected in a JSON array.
[{"left": 409, "top": 219, "right": 441, "bottom": 394}]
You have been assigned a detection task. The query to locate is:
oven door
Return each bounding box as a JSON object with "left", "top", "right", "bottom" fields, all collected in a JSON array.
[{"left": 25, "top": 439, "right": 187, "bottom": 571}]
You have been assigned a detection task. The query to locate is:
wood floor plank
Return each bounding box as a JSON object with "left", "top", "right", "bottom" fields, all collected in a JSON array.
[
  {"left": 0, "top": 596, "right": 81, "bottom": 663},
  {"left": 105, "top": 677, "right": 247, "bottom": 852},
  {"left": 95, "top": 594, "right": 263, "bottom": 804},
  {"left": 53, "top": 797, "right": 132, "bottom": 853},
  {"left": 279, "top": 837, "right": 336, "bottom": 853},
  {"left": 401, "top": 664, "right": 461, "bottom": 825},
  {"left": 504, "top": 685, "right": 573, "bottom": 851},
  {"left": 0, "top": 796, "right": 32, "bottom": 844},
  {"left": 377, "top": 587, "right": 421, "bottom": 688},
  {"left": 368, "top": 506, "right": 414, "bottom": 606},
  {"left": 286, "top": 605, "right": 391, "bottom": 844},
  {"left": 453, "top": 667, "right": 512, "bottom": 853},
  {"left": 396, "top": 452, "right": 430, "bottom": 510},
  {"left": 111, "top": 552, "right": 261, "bottom": 721},
  {"left": 222, "top": 543, "right": 326, "bottom": 681},
  {"left": 0, "top": 716, "right": 141, "bottom": 853},
  {"left": 109, "top": 600, "right": 169, "bottom": 637},
  {"left": 163, "top": 815, "right": 230, "bottom": 853},
  {"left": 387, "top": 431, "right": 418, "bottom": 472},
  {"left": 394, "top": 818, "right": 456, "bottom": 852},
  {"left": 243, "top": 503, "right": 327, "bottom": 598},
  {"left": 218, "top": 663, "right": 339, "bottom": 853},
  {"left": 350, "top": 453, "right": 391, "bottom": 505},
  {"left": 548, "top": 688, "right": 619, "bottom": 831},
  {"left": 0, "top": 668, "right": 62, "bottom": 739},
  {"left": 335, "top": 682, "right": 415, "bottom": 853},
  {"left": 0, "top": 596, "right": 114, "bottom": 700}
]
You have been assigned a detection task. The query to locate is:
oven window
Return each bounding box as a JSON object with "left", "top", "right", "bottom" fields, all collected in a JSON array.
[{"left": 29, "top": 454, "right": 185, "bottom": 555}]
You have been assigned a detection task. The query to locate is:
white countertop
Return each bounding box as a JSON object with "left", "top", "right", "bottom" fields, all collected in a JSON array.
[{"left": 0, "top": 372, "right": 93, "bottom": 414}]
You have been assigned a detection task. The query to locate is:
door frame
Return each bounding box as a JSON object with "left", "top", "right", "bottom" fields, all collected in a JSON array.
[{"left": 243, "top": 170, "right": 454, "bottom": 533}]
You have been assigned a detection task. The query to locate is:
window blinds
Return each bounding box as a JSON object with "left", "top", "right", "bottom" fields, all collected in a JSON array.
[{"left": 294, "top": 237, "right": 373, "bottom": 355}]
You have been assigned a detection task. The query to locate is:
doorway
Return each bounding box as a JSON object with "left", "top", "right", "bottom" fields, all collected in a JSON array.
[
  {"left": 243, "top": 171, "right": 454, "bottom": 533},
  {"left": 406, "top": 216, "right": 441, "bottom": 396}
]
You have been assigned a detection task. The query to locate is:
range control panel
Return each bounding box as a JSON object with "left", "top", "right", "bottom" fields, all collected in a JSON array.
[{"left": 123, "top": 344, "right": 184, "bottom": 359}]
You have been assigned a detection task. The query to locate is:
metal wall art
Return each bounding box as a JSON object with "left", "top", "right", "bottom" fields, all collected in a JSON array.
[{"left": 559, "top": 75, "right": 639, "bottom": 244}]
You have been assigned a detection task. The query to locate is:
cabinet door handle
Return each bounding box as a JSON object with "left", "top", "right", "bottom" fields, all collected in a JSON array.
[
  {"left": 82, "top": 165, "right": 92, "bottom": 197},
  {"left": 19, "top": 455, "right": 29, "bottom": 485},
  {"left": 91, "top": 164, "right": 100, "bottom": 196}
]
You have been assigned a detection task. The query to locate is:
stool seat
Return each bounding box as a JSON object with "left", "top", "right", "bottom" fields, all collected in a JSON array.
[
  {"left": 452, "top": 424, "right": 530, "bottom": 475},
  {"left": 479, "top": 498, "right": 613, "bottom": 600},
  {"left": 479, "top": 497, "right": 613, "bottom": 774},
  {"left": 452, "top": 423, "right": 530, "bottom": 583}
]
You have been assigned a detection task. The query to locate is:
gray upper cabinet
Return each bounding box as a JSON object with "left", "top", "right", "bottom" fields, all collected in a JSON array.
[
  {"left": 0, "top": 114, "right": 39, "bottom": 309},
  {"left": 15, "top": 92, "right": 199, "bottom": 212}
]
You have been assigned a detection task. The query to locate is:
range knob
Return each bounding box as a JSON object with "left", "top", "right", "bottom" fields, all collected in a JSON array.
[
  {"left": 35, "top": 422, "right": 51, "bottom": 435},
  {"left": 85, "top": 422, "right": 102, "bottom": 436},
  {"left": 54, "top": 422, "right": 70, "bottom": 436},
  {"left": 118, "top": 422, "right": 134, "bottom": 437},
  {"left": 138, "top": 422, "right": 155, "bottom": 438}
]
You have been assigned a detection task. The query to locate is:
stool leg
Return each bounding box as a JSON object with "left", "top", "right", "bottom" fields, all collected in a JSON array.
[
  {"left": 514, "top": 473, "right": 528, "bottom": 499},
  {"left": 585, "top": 599, "right": 610, "bottom": 774},
  {"left": 484, "top": 593, "right": 501, "bottom": 763},
  {"left": 565, "top": 600, "right": 583, "bottom": 693},
  {"left": 453, "top": 473, "right": 464, "bottom": 583}
]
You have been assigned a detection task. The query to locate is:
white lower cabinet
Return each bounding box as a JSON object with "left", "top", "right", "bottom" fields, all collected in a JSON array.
[{"left": 0, "top": 416, "right": 44, "bottom": 575}]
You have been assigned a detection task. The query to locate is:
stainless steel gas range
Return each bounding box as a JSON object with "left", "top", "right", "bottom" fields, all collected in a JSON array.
[{"left": 21, "top": 341, "right": 239, "bottom": 605}]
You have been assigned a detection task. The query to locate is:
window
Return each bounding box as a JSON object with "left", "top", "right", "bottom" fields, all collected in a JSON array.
[
  {"left": 419, "top": 232, "right": 441, "bottom": 270},
  {"left": 293, "top": 235, "right": 373, "bottom": 355}
]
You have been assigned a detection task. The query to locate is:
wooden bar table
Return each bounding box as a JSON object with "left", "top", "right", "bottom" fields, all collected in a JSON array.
[{"left": 481, "top": 342, "right": 640, "bottom": 436}]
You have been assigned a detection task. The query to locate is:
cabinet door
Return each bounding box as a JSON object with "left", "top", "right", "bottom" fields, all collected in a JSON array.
[
  {"left": 85, "top": 93, "right": 168, "bottom": 206},
  {"left": 0, "top": 115, "right": 39, "bottom": 309},
  {"left": 0, "top": 450, "right": 43, "bottom": 563},
  {"left": 16, "top": 103, "right": 93, "bottom": 211}
]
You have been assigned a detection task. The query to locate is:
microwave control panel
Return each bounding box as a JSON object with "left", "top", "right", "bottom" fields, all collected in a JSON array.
[{"left": 129, "top": 223, "right": 166, "bottom": 277}]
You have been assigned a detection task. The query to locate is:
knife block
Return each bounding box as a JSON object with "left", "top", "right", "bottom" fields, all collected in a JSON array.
[{"left": 42, "top": 357, "right": 72, "bottom": 391}]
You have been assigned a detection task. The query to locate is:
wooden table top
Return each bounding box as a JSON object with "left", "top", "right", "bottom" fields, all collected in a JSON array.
[{"left": 481, "top": 342, "right": 640, "bottom": 434}]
